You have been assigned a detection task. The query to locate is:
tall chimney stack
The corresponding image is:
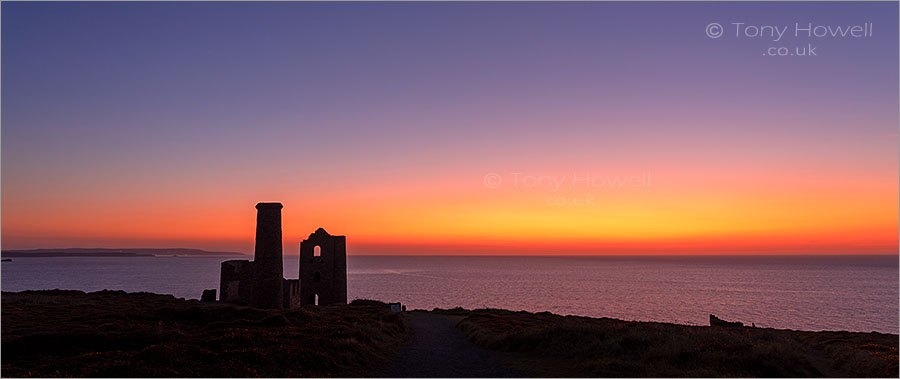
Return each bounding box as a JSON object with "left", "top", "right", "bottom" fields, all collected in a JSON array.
[{"left": 251, "top": 202, "right": 284, "bottom": 309}]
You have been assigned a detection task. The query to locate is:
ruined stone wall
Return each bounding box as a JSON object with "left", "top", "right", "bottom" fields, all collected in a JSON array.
[
  {"left": 219, "top": 259, "right": 254, "bottom": 305},
  {"left": 299, "top": 228, "right": 347, "bottom": 306},
  {"left": 219, "top": 203, "right": 341, "bottom": 310},
  {"left": 283, "top": 279, "right": 301, "bottom": 309}
]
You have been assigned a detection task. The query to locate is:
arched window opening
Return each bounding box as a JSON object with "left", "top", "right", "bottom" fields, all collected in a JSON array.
[
  {"left": 314, "top": 245, "right": 321, "bottom": 257},
  {"left": 314, "top": 294, "right": 319, "bottom": 306}
]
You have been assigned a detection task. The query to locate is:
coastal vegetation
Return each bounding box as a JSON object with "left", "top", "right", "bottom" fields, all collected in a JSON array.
[
  {"left": 447, "top": 308, "right": 899, "bottom": 377},
  {"left": 1, "top": 291, "right": 407, "bottom": 377},
  {"left": 3, "top": 291, "right": 897, "bottom": 377}
]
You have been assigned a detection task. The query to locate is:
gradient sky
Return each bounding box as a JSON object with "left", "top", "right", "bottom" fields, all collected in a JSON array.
[{"left": 2, "top": 2, "right": 898, "bottom": 255}]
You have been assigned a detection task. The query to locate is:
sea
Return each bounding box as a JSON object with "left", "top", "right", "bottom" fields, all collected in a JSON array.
[{"left": 1, "top": 255, "right": 897, "bottom": 334}]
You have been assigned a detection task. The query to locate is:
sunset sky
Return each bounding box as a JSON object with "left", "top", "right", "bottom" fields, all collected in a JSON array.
[{"left": 2, "top": 2, "right": 897, "bottom": 255}]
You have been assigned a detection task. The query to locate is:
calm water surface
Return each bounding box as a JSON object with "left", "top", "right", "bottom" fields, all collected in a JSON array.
[{"left": 2, "top": 255, "right": 896, "bottom": 333}]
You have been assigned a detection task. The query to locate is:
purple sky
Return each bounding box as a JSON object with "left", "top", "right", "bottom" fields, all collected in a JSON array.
[{"left": 2, "top": 2, "right": 897, "bottom": 254}]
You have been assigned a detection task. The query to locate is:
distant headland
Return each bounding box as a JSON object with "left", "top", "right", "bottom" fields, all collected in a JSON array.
[{"left": 0, "top": 248, "right": 247, "bottom": 258}]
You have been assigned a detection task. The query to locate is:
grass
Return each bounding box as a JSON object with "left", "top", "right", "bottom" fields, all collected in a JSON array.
[
  {"left": 4, "top": 291, "right": 896, "bottom": 377},
  {"left": 448, "top": 308, "right": 898, "bottom": 377},
  {"left": 2, "top": 290, "right": 409, "bottom": 377}
]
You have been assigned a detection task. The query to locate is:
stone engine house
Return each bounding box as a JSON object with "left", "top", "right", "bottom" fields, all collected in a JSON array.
[
  {"left": 218, "top": 202, "right": 347, "bottom": 309},
  {"left": 299, "top": 228, "right": 348, "bottom": 306}
]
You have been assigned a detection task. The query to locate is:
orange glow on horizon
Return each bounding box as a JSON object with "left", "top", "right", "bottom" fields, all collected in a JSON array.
[{"left": 3, "top": 163, "right": 897, "bottom": 255}]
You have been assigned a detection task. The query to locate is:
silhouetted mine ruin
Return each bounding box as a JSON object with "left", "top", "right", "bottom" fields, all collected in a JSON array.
[{"left": 215, "top": 202, "right": 347, "bottom": 309}]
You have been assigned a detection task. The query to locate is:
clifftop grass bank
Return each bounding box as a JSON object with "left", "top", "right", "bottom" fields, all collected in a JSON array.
[
  {"left": 435, "top": 307, "right": 898, "bottom": 377},
  {"left": 2, "top": 291, "right": 897, "bottom": 377},
  {"left": 1, "top": 291, "right": 407, "bottom": 377}
]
